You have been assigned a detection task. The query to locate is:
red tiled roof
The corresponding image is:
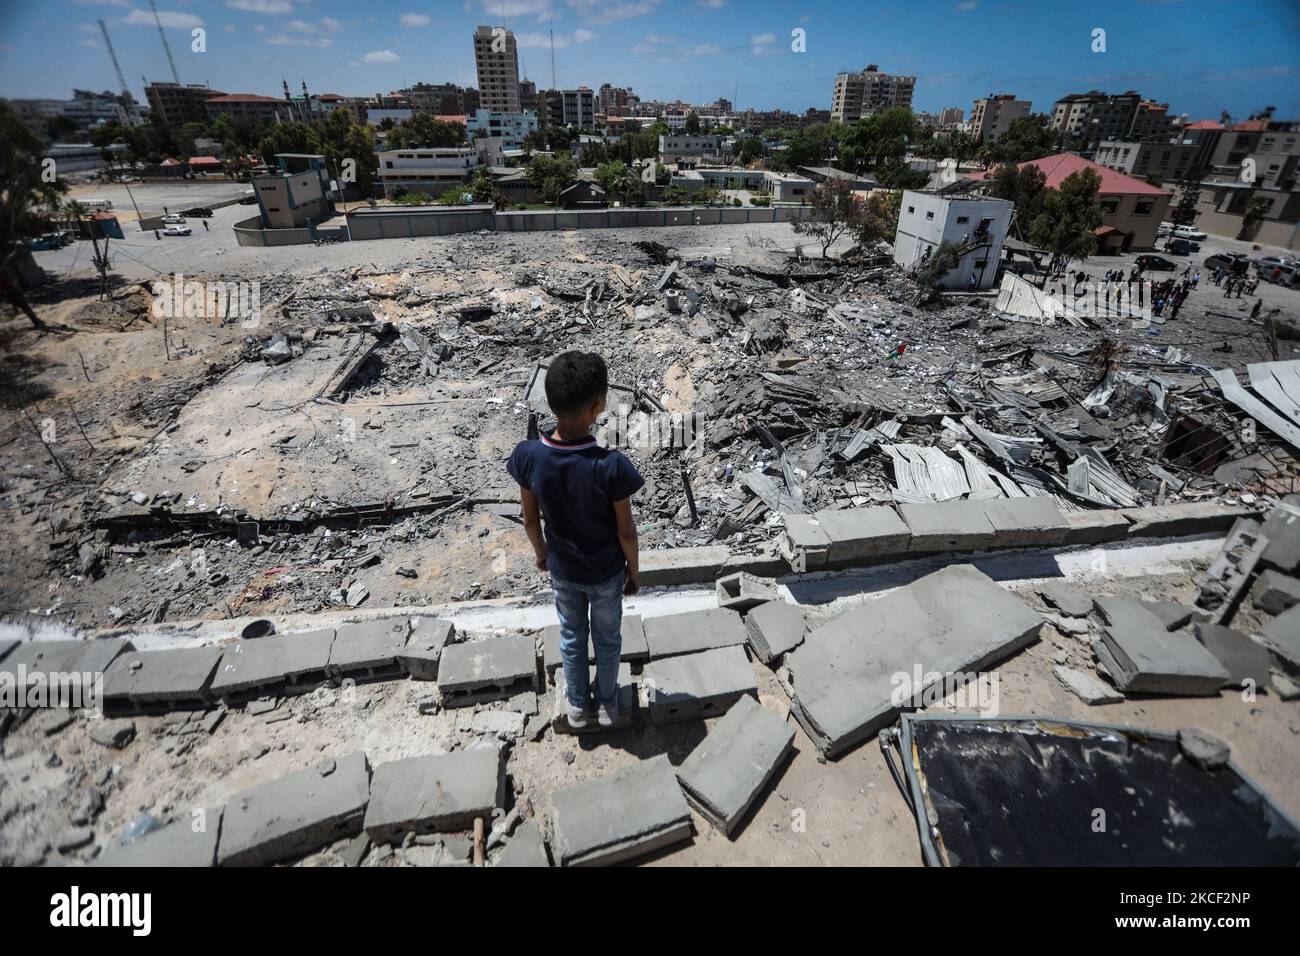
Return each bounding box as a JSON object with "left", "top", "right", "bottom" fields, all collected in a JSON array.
[
  {"left": 435, "top": 115, "right": 466, "bottom": 125},
  {"left": 1184, "top": 119, "right": 1224, "bottom": 130},
  {"left": 1232, "top": 119, "right": 1269, "bottom": 131},
  {"left": 968, "top": 153, "right": 1171, "bottom": 196},
  {"left": 159, "top": 157, "right": 182, "bottom": 165},
  {"left": 207, "top": 93, "right": 288, "bottom": 104},
  {"left": 187, "top": 156, "right": 221, "bottom": 165}
]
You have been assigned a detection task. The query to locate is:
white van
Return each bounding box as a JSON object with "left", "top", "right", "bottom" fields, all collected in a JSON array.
[{"left": 81, "top": 198, "right": 113, "bottom": 211}]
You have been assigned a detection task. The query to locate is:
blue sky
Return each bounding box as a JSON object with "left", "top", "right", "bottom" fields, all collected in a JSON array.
[{"left": 1, "top": 0, "right": 1297, "bottom": 121}]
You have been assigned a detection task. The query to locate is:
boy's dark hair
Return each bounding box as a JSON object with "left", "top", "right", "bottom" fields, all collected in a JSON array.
[{"left": 545, "top": 351, "right": 608, "bottom": 416}]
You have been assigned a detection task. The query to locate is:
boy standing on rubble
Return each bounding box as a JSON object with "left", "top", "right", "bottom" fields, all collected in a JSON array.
[{"left": 508, "top": 351, "right": 644, "bottom": 729}]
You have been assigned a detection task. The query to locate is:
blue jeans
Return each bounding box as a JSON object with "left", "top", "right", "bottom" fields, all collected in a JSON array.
[{"left": 552, "top": 570, "right": 624, "bottom": 710}]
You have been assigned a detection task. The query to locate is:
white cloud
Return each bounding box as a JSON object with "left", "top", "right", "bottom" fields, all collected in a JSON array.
[
  {"left": 321, "top": 17, "right": 342, "bottom": 31},
  {"left": 362, "top": 49, "right": 400, "bottom": 63},
  {"left": 122, "top": 8, "right": 205, "bottom": 29},
  {"left": 400, "top": 13, "right": 431, "bottom": 27},
  {"left": 227, "top": 0, "right": 294, "bottom": 14},
  {"left": 698, "top": 0, "right": 727, "bottom": 7},
  {"left": 74, "top": 0, "right": 130, "bottom": 8},
  {"left": 955, "top": 0, "right": 977, "bottom": 9},
  {"left": 474, "top": 0, "right": 556, "bottom": 21},
  {"left": 267, "top": 33, "right": 334, "bottom": 46},
  {"left": 80, "top": 37, "right": 105, "bottom": 48},
  {"left": 567, "top": 0, "right": 661, "bottom": 24},
  {"left": 632, "top": 32, "right": 673, "bottom": 53},
  {"left": 286, "top": 18, "right": 317, "bottom": 32},
  {"left": 517, "top": 29, "right": 596, "bottom": 48},
  {"left": 688, "top": 43, "right": 719, "bottom": 55}
]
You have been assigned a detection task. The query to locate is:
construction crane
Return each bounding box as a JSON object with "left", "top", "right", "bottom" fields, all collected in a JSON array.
[
  {"left": 97, "top": 19, "right": 130, "bottom": 99},
  {"left": 151, "top": 0, "right": 181, "bottom": 85}
]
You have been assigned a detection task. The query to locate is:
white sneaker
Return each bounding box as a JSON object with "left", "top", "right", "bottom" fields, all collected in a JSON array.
[
  {"left": 566, "top": 702, "right": 588, "bottom": 730},
  {"left": 597, "top": 700, "right": 618, "bottom": 728}
]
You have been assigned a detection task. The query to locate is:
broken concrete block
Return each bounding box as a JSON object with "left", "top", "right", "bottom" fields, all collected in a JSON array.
[
  {"left": 642, "top": 607, "right": 748, "bottom": 659},
  {"left": 398, "top": 617, "right": 454, "bottom": 680},
  {"left": 1036, "top": 581, "right": 1094, "bottom": 618},
  {"left": 455, "top": 708, "right": 526, "bottom": 739},
  {"left": 1194, "top": 623, "right": 1273, "bottom": 689},
  {"left": 814, "top": 505, "right": 911, "bottom": 564},
  {"left": 92, "top": 809, "right": 223, "bottom": 867},
  {"left": 495, "top": 819, "right": 550, "bottom": 867},
  {"left": 1178, "top": 728, "right": 1230, "bottom": 770},
  {"left": 720, "top": 541, "right": 788, "bottom": 578},
  {"left": 1259, "top": 496, "right": 1300, "bottom": 573},
  {"left": 437, "top": 633, "right": 537, "bottom": 706},
  {"left": 640, "top": 645, "right": 757, "bottom": 725},
  {"left": 1120, "top": 501, "right": 1257, "bottom": 539},
  {"left": 88, "top": 718, "right": 136, "bottom": 749},
  {"left": 675, "top": 696, "right": 795, "bottom": 836},
  {"left": 975, "top": 496, "right": 1070, "bottom": 547},
  {"left": 1250, "top": 570, "right": 1300, "bottom": 615},
  {"left": 780, "top": 513, "right": 831, "bottom": 570},
  {"left": 328, "top": 619, "right": 409, "bottom": 681},
  {"left": 548, "top": 754, "right": 693, "bottom": 866},
  {"left": 101, "top": 646, "right": 224, "bottom": 710},
  {"left": 1, "top": 638, "right": 133, "bottom": 701},
  {"left": 1063, "top": 509, "right": 1130, "bottom": 545},
  {"left": 716, "top": 572, "right": 778, "bottom": 612},
  {"left": 552, "top": 663, "right": 636, "bottom": 734},
  {"left": 1139, "top": 600, "right": 1197, "bottom": 631},
  {"left": 209, "top": 629, "right": 335, "bottom": 699},
  {"left": 364, "top": 747, "right": 503, "bottom": 845},
  {"left": 638, "top": 545, "right": 729, "bottom": 586},
  {"left": 542, "top": 614, "right": 648, "bottom": 680},
  {"left": 217, "top": 752, "right": 370, "bottom": 866},
  {"left": 1092, "top": 597, "right": 1228, "bottom": 696},
  {"left": 1256, "top": 604, "right": 1300, "bottom": 672},
  {"left": 898, "top": 500, "right": 998, "bottom": 552},
  {"left": 743, "top": 600, "right": 808, "bottom": 664},
  {"left": 786, "top": 565, "right": 1042, "bottom": 758},
  {"left": 1053, "top": 665, "right": 1122, "bottom": 704}
]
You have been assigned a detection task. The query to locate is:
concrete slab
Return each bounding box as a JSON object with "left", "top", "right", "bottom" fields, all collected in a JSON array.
[
  {"left": 976, "top": 496, "right": 1070, "bottom": 547},
  {"left": 1053, "top": 665, "right": 1123, "bottom": 704},
  {"left": 495, "top": 819, "right": 550, "bottom": 867},
  {"left": 548, "top": 754, "right": 693, "bottom": 866},
  {"left": 217, "top": 752, "right": 370, "bottom": 866},
  {"left": 780, "top": 513, "right": 832, "bottom": 570},
  {"left": 92, "top": 809, "right": 223, "bottom": 867},
  {"left": 1036, "top": 581, "right": 1094, "bottom": 618},
  {"left": 1, "top": 637, "right": 133, "bottom": 702},
  {"left": 399, "top": 617, "right": 454, "bottom": 680},
  {"left": 639, "top": 545, "right": 729, "bottom": 586},
  {"left": 552, "top": 663, "right": 637, "bottom": 734},
  {"left": 1194, "top": 623, "right": 1274, "bottom": 689},
  {"left": 1256, "top": 604, "right": 1300, "bottom": 672},
  {"left": 675, "top": 695, "right": 795, "bottom": 836},
  {"left": 209, "top": 629, "right": 335, "bottom": 699},
  {"left": 1121, "top": 501, "right": 1257, "bottom": 539},
  {"left": 437, "top": 633, "right": 537, "bottom": 705},
  {"left": 101, "top": 646, "right": 224, "bottom": 709},
  {"left": 1250, "top": 570, "right": 1300, "bottom": 615},
  {"left": 898, "top": 501, "right": 998, "bottom": 552},
  {"left": 1259, "top": 495, "right": 1300, "bottom": 573},
  {"left": 1093, "top": 596, "right": 1229, "bottom": 695},
  {"left": 1140, "top": 600, "right": 1197, "bottom": 631},
  {"left": 364, "top": 747, "right": 503, "bottom": 844},
  {"left": 720, "top": 542, "right": 788, "bottom": 578},
  {"left": 642, "top": 607, "right": 748, "bottom": 659},
  {"left": 743, "top": 600, "right": 808, "bottom": 664},
  {"left": 328, "top": 619, "right": 409, "bottom": 681},
  {"left": 543, "top": 614, "right": 648, "bottom": 680},
  {"left": 640, "top": 644, "right": 757, "bottom": 724},
  {"left": 716, "top": 572, "right": 779, "bottom": 612},
  {"left": 786, "top": 564, "right": 1042, "bottom": 757},
  {"left": 1063, "top": 509, "right": 1130, "bottom": 545},
  {"left": 814, "top": 506, "right": 911, "bottom": 564}
]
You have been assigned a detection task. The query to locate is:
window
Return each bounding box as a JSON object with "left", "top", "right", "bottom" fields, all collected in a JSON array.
[
  {"left": 925, "top": 210, "right": 934, "bottom": 219},
  {"left": 1134, "top": 199, "right": 1155, "bottom": 215},
  {"left": 1100, "top": 198, "right": 1119, "bottom": 214},
  {"left": 906, "top": 205, "right": 914, "bottom": 214},
  {"left": 956, "top": 215, "right": 969, "bottom": 223}
]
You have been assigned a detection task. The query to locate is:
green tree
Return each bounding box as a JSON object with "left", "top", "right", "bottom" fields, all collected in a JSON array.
[
  {"left": 684, "top": 111, "right": 701, "bottom": 135},
  {"left": 257, "top": 121, "right": 316, "bottom": 163},
  {"left": 662, "top": 182, "right": 687, "bottom": 204},
  {"left": 44, "top": 115, "right": 78, "bottom": 143},
  {"left": 527, "top": 154, "right": 578, "bottom": 205},
  {"left": 912, "top": 240, "right": 964, "bottom": 291},
  {"left": 838, "top": 107, "right": 914, "bottom": 174},
  {"left": 873, "top": 157, "right": 929, "bottom": 190},
  {"left": 468, "top": 168, "right": 500, "bottom": 205},
  {"left": 386, "top": 114, "right": 466, "bottom": 149},
  {"left": 1027, "top": 168, "right": 1104, "bottom": 275},
  {"left": 1, "top": 102, "right": 67, "bottom": 327},
  {"left": 738, "top": 135, "right": 765, "bottom": 165},
  {"left": 986, "top": 162, "right": 1049, "bottom": 224},
  {"left": 1238, "top": 195, "right": 1270, "bottom": 240},
  {"left": 854, "top": 190, "right": 901, "bottom": 248},
  {"left": 1171, "top": 164, "right": 1205, "bottom": 227},
  {"left": 979, "top": 115, "right": 1060, "bottom": 166},
  {"left": 792, "top": 178, "right": 864, "bottom": 258},
  {"left": 315, "top": 108, "right": 378, "bottom": 196}
]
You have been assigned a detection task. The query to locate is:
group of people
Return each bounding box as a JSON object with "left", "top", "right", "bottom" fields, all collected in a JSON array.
[{"left": 1214, "top": 270, "right": 1258, "bottom": 297}]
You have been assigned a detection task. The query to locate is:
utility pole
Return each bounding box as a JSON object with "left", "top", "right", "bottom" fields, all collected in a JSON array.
[{"left": 151, "top": 1, "right": 181, "bottom": 85}]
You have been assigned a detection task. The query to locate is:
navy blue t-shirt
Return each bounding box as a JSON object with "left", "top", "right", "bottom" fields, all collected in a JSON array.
[{"left": 507, "top": 434, "right": 645, "bottom": 584}]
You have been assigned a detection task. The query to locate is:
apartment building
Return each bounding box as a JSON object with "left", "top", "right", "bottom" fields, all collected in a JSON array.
[
  {"left": 1208, "top": 121, "right": 1300, "bottom": 191},
  {"left": 893, "top": 191, "right": 1014, "bottom": 290},
  {"left": 376, "top": 146, "right": 484, "bottom": 198},
  {"left": 466, "top": 109, "right": 539, "bottom": 148},
  {"left": 518, "top": 79, "right": 538, "bottom": 114},
  {"left": 939, "top": 107, "right": 965, "bottom": 126},
  {"left": 473, "top": 26, "right": 520, "bottom": 114},
  {"left": 1129, "top": 100, "right": 1179, "bottom": 142},
  {"left": 1050, "top": 90, "right": 1142, "bottom": 147},
  {"left": 561, "top": 89, "right": 596, "bottom": 129},
  {"left": 144, "top": 82, "right": 227, "bottom": 127},
  {"left": 597, "top": 84, "right": 634, "bottom": 117},
  {"left": 969, "top": 94, "right": 1031, "bottom": 143},
  {"left": 252, "top": 154, "right": 333, "bottom": 229},
  {"left": 830, "top": 65, "right": 915, "bottom": 122},
  {"left": 1095, "top": 140, "right": 1200, "bottom": 183},
  {"left": 658, "top": 133, "right": 727, "bottom": 165},
  {"left": 205, "top": 93, "right": 299, "bottom": 127}
]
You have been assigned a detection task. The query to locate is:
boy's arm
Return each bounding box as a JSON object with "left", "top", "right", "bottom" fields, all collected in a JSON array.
[
  {"left": 520, "top": 487, "right": 547, "bottom": 570},
  {"left": 614, "top": 497, "right": 639, "bottom": 595}
]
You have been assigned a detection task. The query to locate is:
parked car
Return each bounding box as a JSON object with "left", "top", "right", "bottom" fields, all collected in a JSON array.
[
  {"left": 1165, "top": 238, "right": 1199, "bottom": 255},
  {"left": 1135, "top": 254, "right": 1177, "bottom": 272},
  {"left": 1205, "top": 252, "right": 1249, "bottom": 274},
  {"left": 1157, "top": 221, "right": 1174, "bottom": 236},
  {"left": 55, "top": 230, "right": 75, "bottom": 246},
  {"left": 182, "top": 206, "right": 213, "bottom": 218},
  {"left": 161, "top": 214, "right": 186, "bottom": 225},
  {"left": 163, "top": 225, "right": 192, "bottom": 236},
  {"left": 29, "top": 235, "right": 60, "bottom": 250},
  {"left": 1172, "top": 225, "right": 1207, "bottom": 241},
  {"left": 238, "top": 194, "right": 258, "bottom": 205},
  {"left": 1256, "top": 255, "right": 1298, "bottom": 275}
]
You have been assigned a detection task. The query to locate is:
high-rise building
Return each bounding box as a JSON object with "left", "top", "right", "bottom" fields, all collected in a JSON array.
[
  {"left": 830, "top": 65, "right": 915, "bottom": 122},
  {"left": 969, "top": 94, "right": 1031, "bottom": 143},
  {"left": 144, "top": 81, "right": 226, "bottom": 127},
  {"left": 1050, "top": 90, "right": 1142, "bottom": 147},
  {"left": 518, "top": 79, "right": 538, "bottom": 114},
  {"left": 938, "top": 107, "right": 965, "bottom": 126},
  {"left": 562, "top": 88, "right": 595, "bottom": 129},
  {"left": 473, "top": 25, "right": 520, "bottom": 113}
]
